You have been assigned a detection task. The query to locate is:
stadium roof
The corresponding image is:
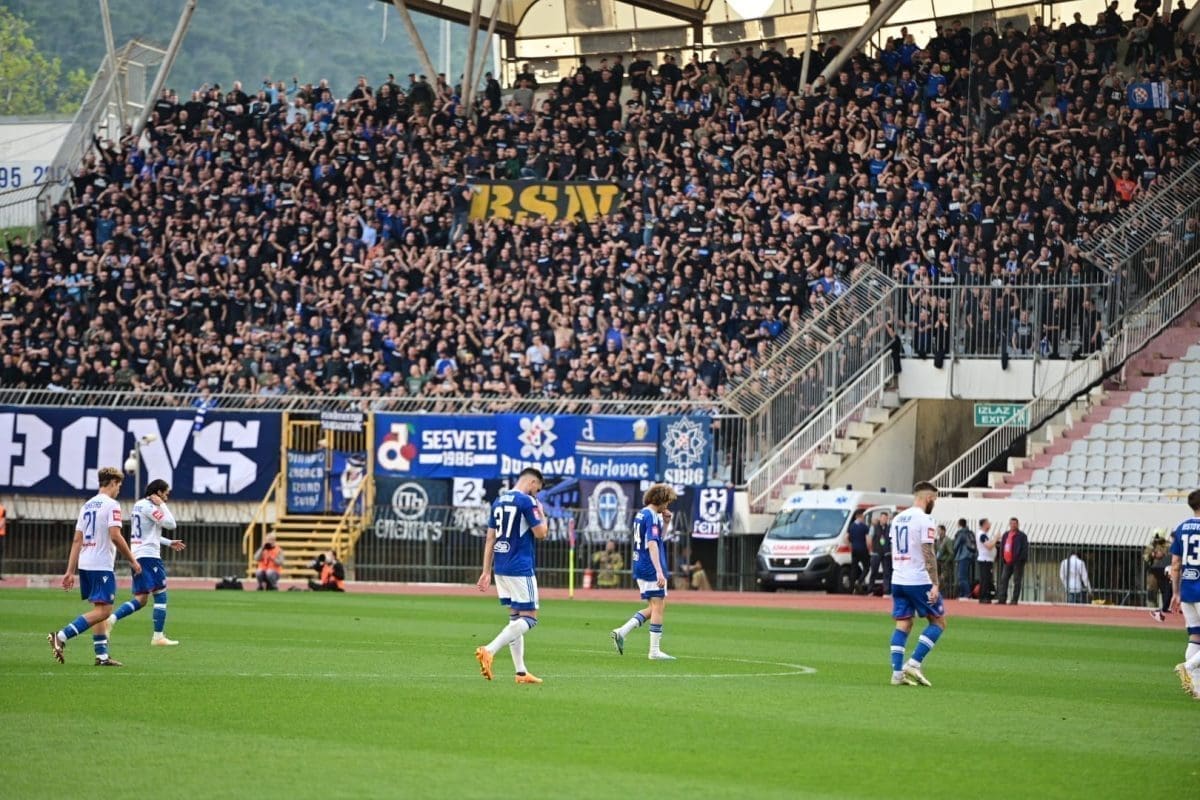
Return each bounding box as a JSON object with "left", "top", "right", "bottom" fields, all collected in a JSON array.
[{"left": 380, "top": 0, "right": 1107, "bottom": 82}]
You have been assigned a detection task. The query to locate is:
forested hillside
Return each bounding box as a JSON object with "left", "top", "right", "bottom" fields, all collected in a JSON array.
[{"left": 4, "top": 0, "right": 481, "bottom": 100}]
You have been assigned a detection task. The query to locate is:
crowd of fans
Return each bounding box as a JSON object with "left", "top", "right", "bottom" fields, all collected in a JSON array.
[{"left": 2, "top": 3, "right": 1199, "bottom": 403}]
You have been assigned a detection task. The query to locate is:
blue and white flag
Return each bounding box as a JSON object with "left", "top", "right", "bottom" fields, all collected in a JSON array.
[{"left": 1127, "top": 81, "right": 1169, "bottom": 110}]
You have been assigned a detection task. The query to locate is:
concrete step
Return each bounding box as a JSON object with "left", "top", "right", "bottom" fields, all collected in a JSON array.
[
  {"left": 863, "top": 406, "right": 890, "bottom": 424},
  {"left": 814, "top": 452, "right": 842, "bottom": 470},
  {"left": 881, "top": 391, "right": 901, "bottom": 409},
  {"left": 846, "top": 421, "right": 876, "bottom": 439},
  {"left": 831, "top": 438, "right": 858, "bottom": 455}
]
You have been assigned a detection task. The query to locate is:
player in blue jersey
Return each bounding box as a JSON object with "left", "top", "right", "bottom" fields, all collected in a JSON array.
[
  {"left": 475, "top": 468, "right": 548, "bottom": 684},
  {"left": 1168, "top": 489, "right": 1200, "bottom": 698},
  {"left": 48, "top": 467, "right": 142, "bottom": 666},
  {"left": 108, "top": 479, "right": 187, "bottom": 646},
  {"left": 887, "top": 481, "right": 945, "bottom": 687},
  {"left": 610, "top": 483, "right": 679, "bottom": 660}
]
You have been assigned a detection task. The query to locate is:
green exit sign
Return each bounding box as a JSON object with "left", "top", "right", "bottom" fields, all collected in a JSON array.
[{"left": 974, "top": 403, "right": 1029, "bottom": 427}]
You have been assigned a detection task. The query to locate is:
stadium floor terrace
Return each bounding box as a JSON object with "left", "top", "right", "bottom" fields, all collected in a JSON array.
[{"left": 1, "top": 576, "right": 1164, "bottom": 629}]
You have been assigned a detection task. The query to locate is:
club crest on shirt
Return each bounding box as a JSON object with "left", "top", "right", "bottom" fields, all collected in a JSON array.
[
  {"left": 112, "top": 510, "right": 122, "bottom": 522},
  {"left": 152, "top": 510, "right": 165, "bottom": 521}
]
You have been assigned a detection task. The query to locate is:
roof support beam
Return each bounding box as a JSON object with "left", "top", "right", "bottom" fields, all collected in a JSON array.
[
  {"left": 818, "top": 0, "right": 905, "bottom": 84},
  {"left": 389, "top": 0, "right": 440, "bottom": 86}
]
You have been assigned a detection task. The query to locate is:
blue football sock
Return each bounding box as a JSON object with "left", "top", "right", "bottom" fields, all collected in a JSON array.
[
  {"left": 890, "top": 629, "right": 909, "bottom": 672},
  {"left": 911, "top": 624, "right": 943, "bottom": 664},
  {"left": 93, "top": 634, "right": 109, "bottom": 659},
  {"left": 152, "top": 592, "right": 167, "bottom": 633},
  {"left": 114, "top": 598, "right": 143, "bottom": 621},
  {"left": 61, "top": 615, "right": 91, "bottom": 641}
]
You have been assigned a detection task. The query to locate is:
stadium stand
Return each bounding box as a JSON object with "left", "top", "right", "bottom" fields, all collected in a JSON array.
[
  {"left": 2, "top": 9, "right": 1198, "bottom": 402},
  {"left": 996, "top": 305, "right": 1200, "bottom": 499}
]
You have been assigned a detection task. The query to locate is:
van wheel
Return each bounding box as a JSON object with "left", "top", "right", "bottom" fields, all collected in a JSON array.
[{"left": 827, "top": 566, "right": 851, "bottom": 594}]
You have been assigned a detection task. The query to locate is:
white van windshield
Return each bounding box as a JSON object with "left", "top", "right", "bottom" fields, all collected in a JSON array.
[{"left": 767, "top": 508, "right": 851, "bottom": 540}]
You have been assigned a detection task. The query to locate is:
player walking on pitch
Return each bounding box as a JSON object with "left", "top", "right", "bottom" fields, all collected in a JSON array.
[
  {"left": 108, "top": 479, "right": 186, "bottom": 645},
  {"left": 1168, "top": 489, "right": 1200, "bottom": 698},
  {"left": 475, "top": 468, "right": 548, "bottom": 684},
  {"left": 611, "top": 483, "right": 679, "bottom": 660},
  {"left": 887, "top": 481, "right": 946, "bottom": 687},
  {"left": 48, "top": 466, "right": 142, "bottom": 666}
]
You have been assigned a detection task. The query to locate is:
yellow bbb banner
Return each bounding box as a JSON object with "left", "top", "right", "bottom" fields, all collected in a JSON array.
[{"left": 468, "top": 181, "right": 624, "bottom": 223}]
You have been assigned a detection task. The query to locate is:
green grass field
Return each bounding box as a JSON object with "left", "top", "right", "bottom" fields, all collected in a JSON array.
[{"left": 1, "top": 589, "right": 1195, "bottom": 799}]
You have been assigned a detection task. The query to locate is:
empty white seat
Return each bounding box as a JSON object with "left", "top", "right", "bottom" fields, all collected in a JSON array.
[
  {"left": 1088, "top": 440, "right": 1108, "bottom": 455},
  {"left": 1186, "top": 377, "right": 1200, "bottom": 394},
  {"left": 1163, "top": 408, "right": 1183, "bottom": 424},
  {"left": 1085, "top": 470, "right": 1105, "bottom": 485},
  {"left": 1187, "top": 344, "right": 1200, "bottom": 360},
  {"left": 1103, "top": 470, "right": 1123, "bottom": 485},
  {"left": 1145, "top": 409, "right": 1165, "bottom": 425},
  {"left": 1163, "top": 441, "right": 1182, "bottom": 457},
  {"left": 1183, "top": 424, "right": 1200, "bottom": 440},
  {"left": 1162, "top": 472, "right": 1182, "bottom": 489},
  {"left": 1032, "top": 468, "right": 1049, "bottom": 483},
  {"left": 1145, "top": 393, "right": 1165, "bottom": 409},
  {"left": 1166, "top": 376, "right": 1185, "bottom": 392},
  {"left": 1104, "top": 455, "right": 1126, "bottom": 472},
  {"left": 1164, "top": 424, "right": 1183, "bottom": 441},
  {"left": 1168, "top": 361, "right": 1187, "bottom": 377},
  {"left": 1142, "top": 471, "right": 1162, "bottom": 486},
  {"left": 1146, "top": 378, "right": 1165, "bottom": 393},
  {"left": 1146, "top": 424, "right": 1165, "bottom": 440},
  {"left": 1127, "top": 409, "right": 1147, "bottom": 424},
  {"left": 1180, "top": 456, "right": 1199, "bottom": 475},
  {"left": 1125, "top": 440, "right": 1145, "bottom": 456},
  {"left": 1187, "top": 362, "right": 1200, "bottom": 377},
  {"left": 1163, "top": 456, "right": 1182, "bottom": 472},
  {"left": 1067, "top": 470, "right": 1086, "bottom": 485},
  {"left": 1108, "top": 423, "right": 1127, "bottom": 439},
  {"left": 1092, "top": 423, "right": 1109, "bottom": 439},
  {"left": 1053, "top": 453, "right": 1072, "bottom": 470},
  {"left": 1049, "top": 469, "right": 1068, "bottom": 484},
  {"left": 1164, "top": 392, "right": 1185, "bottom": 409},
  {"left": 1127, "top": 423, "right": 1146, "bottom": 440},
  {"left": 1011, "top": 484, "right": 1030, "bottom": 498},
  {"left": 1182, "top": 409, "right": 1200, "bottom": 426},
  {"left": 1069, "top": 439, "right": 1089, "bottom": 455},
  {"left": 1067, "top": 454, "right": 1088, "bottom": 470},
  {"left": 1124, "top": 471, "right": 1144, "bottom": 486},
  {"left": 1124, "top": 455, "right": 1144, "bottom": 472},
  {"left": 1144, "top": 456, "right": 1162, "bottom": 472},
  {"left": 1108, "top": 408, "right": 1129, "bottom": 423},
  {"left": 1046, "top": 488, "right": 1067, "bottom": 501},
  {"left": 1065, "top": 486, "right": 1087, "bottom": 500},
  {"left": 1107, "top": 440, "right": 1127, "bottom": 456}
]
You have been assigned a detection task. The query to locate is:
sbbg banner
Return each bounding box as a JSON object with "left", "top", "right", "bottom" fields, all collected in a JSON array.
[
  {"left": 656, "top": 416, "right": 714, "bottom": 487},
  {"left": 0, "top": 407, "right": 279, "bottom": 500},
  {"left": 468, "top": 181, "right": 623, "bottom": 223}
]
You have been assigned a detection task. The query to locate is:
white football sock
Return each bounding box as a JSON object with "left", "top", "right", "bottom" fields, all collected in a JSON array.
[
  {"left": 1185, "top": 642, "right": 1200, "bottom": 670},
  {"left": 509, "top": 633, "right": 527, "bottom": 674},
  {"left": 617, "top": 615, "right": 644, "bottom": 637},
  {"left": 486, "top": 619, "right": 528, "bottom": 655},
  {"left": 649, "top": 630, "right": 662, "bottom": 654}
]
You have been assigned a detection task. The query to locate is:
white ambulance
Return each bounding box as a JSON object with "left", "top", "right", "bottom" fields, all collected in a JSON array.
[{"left": 756, "top": 490, "right": 911, "bottom": 593}]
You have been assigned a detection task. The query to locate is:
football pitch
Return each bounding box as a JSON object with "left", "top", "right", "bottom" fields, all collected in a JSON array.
[{"left": 0, "top": 589, "right": 1194, "bottom": 799}]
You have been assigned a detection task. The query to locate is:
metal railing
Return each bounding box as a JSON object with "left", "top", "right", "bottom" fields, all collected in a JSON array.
[
  {"left": 891, "top": 282, "right": 1113, "bottom": 361},
  {"left": 746, "top": 354, "right": 893, "bottom": 513},
  {"left": 241, "top": 472, "right": 284, "bottom": 575},
  {"left": 933, "top": 261, "right": 1200, "bottom": 490}
]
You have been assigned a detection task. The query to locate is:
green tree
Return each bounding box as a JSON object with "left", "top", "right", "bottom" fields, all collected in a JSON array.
[{"left": 0, "top": 7, "right": 87, "bottom": 115}]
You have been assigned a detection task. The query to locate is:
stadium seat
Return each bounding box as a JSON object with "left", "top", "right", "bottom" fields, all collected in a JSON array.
[
  {"left": 1066, "top": 470, "right": 1086, "bottom": 485},
  {"left": 1164, "top": 424, "right": 1183, "bottom": 441},
  {"left": 1126, "top": 409, "right": 1147, "bottom": 424},
  {"left": 1129, "top": 392, "right": 1151, "bottom": 408},
  {"left": 1146, "top": 378, "right": 1165, "bottom": 393},
  {"left": 1145, "top": 409, "right": 1164, "bottom": 425},
  {"left": 1065, "top": 486, "right": 1087, "bottom": 500},
  {"left": 1107, "top": 423, "right": 1127, "bottom": 439},
  {"left": 1108, "top": 408, "right": 1129, "bottom": 423},
  {"left": 1084, "top": 455, "right": 1106, "bottom": 472},
  {"left": 1162, "top": 408, "right": 1183, "bottom": 425},
  {"left": 1011, "top": 484, "right": 1030, "bottom": 498},
  {"left": 1145, "top": 423, "right": 1164, "bottom": 440},
  {"left": 1049, "top": 469, "right": 1068, "bottom": 484},
  {"left": 1106, "top": 440, "right": 1126, "bottom": 456},
  {"left": 1127, "top": 423, "right": 1146, "bottom": 440},
  {"left": 1085, "top": 470, "right": 1105, "bottom": 485},
  {"left": 1142, "top": 471, "right": 1161, "bottom": 486},
  {"left": 1066, "top": 454, "right": 1088, "bottom": 471},
  {"left": 1164, "top": 393, "right": 1185, "bottom": 409},
  {"left": 1091, "top": 423, "right": 1109, "bottom": 439},
  {"left": 1182, "top": 409, "right": 1200, "bottom": 426},
  {"left": 1124, "top": 455, "right": 1144, "bottom": 472},
  {"left": 1069, "top": 439, "right": 1089, "bottom": 455},
  {"left": 1087, "top": 440, "right": 1108, "bottom": 455},
  {"left": 1162, "top": 472, "right": 1182, "bottom": 489},
  {"left": 1186, "top": 377, "right": 1200, "bottom": 394},
  {"left": 1144, "top": 393, "right": 1165, "bottom": 409},
  {"left": 1181, "top": 456, "right": 1199, "bottom": 475},
  {"left": 1166, "top": 376, "right": 1185, "bottom": 392},
  {"left": 1186, "top": 345, "right": 1200, "bottom": 361},
  {"left": 1163, "top": 456, "right": 1182, "bottom": 472},
  {"left": 1032, "top": 468, "right": 1049, "bottom": 483},
  {"left": 1104, "top": 455, "right": 1125, "bottom": 472},
  {"left": 1144, "top": 456, "right": 1163, "bottom": 473},
  {"left": 1103, "top": 470, "right": 1123, "bottom": 486},
  {"left": 1168, "top": 361, "right": 1187, "bottom": 377},
  {"left": 1163, "top": 442, "right": 1182, "bottom": 458}
]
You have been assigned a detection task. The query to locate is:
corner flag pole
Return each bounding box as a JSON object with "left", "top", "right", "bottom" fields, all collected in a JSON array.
[{"left": 568, "top": 516, "right": 576, "bottom": 598}]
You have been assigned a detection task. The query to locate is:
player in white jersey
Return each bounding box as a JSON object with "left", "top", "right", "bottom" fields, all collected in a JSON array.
[
  {"left": 48, "top": 466, "right": 141, "bottom": 666},
  {"left": 886, "top": 481, "right": 946, "bottom": 687},
  {"left": 1168, "top": 489, "right": 1200, "bottom": 698},
  {"left": 108, "top": 479, "right": 186, "bottom": 646}
]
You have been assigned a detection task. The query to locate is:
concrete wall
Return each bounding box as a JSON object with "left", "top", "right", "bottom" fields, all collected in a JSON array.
[
  {"left": 912, "top": 399, "right": 989, "bottom": 481},
  {"left": 898, "top": 359, "right": 1102, "bottom": 400},
  {"left": 827, "top": 399, "right": 917, "bottom": 494}
]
